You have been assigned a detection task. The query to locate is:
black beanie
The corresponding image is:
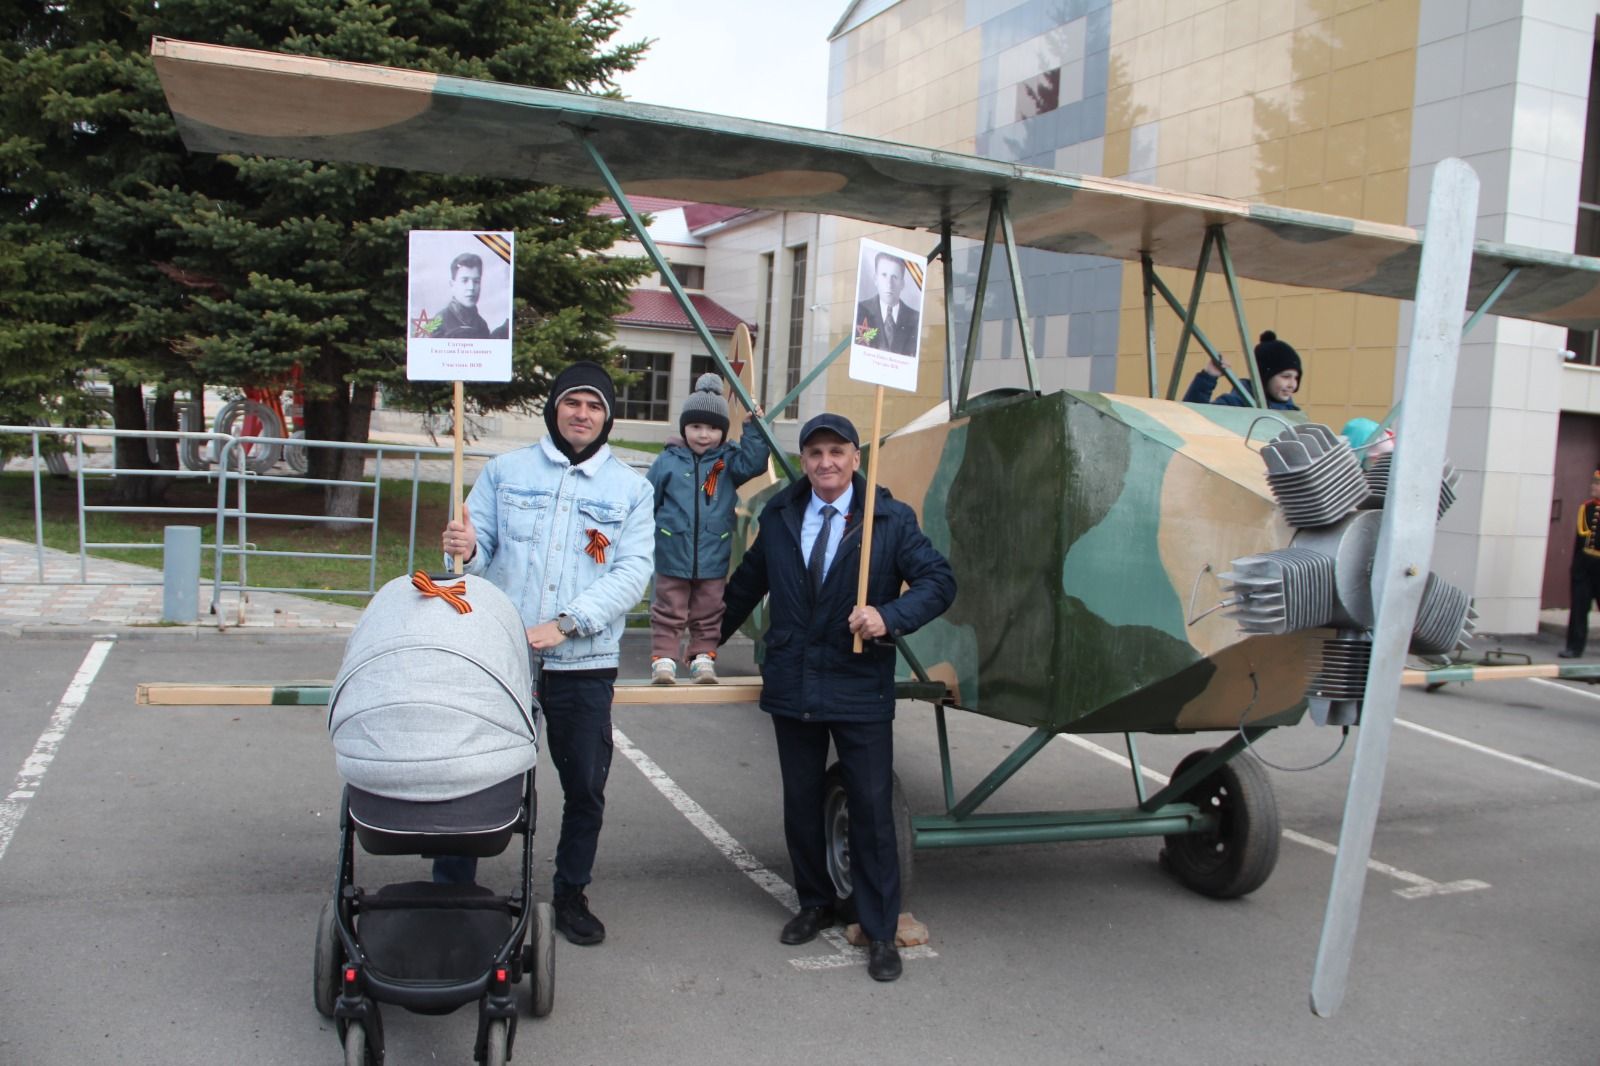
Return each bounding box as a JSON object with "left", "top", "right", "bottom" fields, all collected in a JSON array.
[
  {"left": 1253, "top": 331, "right": 1302, "bottom": 385},
  {"left": 544, "top": 360, "right": 616, "bottom": 465}
]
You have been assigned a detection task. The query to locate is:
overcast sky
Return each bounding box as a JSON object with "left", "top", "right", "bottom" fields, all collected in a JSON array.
[{"left": 611, "top": 0, "right": 837, "bottom": 129}]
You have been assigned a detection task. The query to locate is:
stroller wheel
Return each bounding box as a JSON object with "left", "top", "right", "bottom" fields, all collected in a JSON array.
[
  {"left": 313, "top": 900, "right": 342, "bottom": 1019},
  {"left": 528, "top": 901, "right": 556, "bottom": 1018},
  {"left": 484, "top": 1018, "right": 509, "bottom": 1066},
  {"left": 342, "top": 1023, "right": 366, "bottom": 1066}
]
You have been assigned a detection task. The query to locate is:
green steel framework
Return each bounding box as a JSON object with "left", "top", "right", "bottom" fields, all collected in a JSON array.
[
  {"left": 575, "top": 130, "right": 1308, "bottom": 853},
  {"left": 531, "top": 136, "right": 1540, "bottom": 854}
]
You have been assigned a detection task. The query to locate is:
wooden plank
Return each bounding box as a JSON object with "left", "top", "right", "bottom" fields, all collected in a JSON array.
[
  {"left": 136, "top": 677, "right": 947, "bottom": 706},
  {"left": 136, "top": 682, "right": 318, "bottom": 706},
  {"left": 612, "top": 680, "right": 764, "bottom": 704},
  {"left": 136, "top": 679, "right": 765, "bottom": 706}
]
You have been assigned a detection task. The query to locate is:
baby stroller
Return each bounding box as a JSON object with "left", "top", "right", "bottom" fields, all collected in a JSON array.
[{"left": 316, "top": 571, "right": 554, "bottom": 1065}]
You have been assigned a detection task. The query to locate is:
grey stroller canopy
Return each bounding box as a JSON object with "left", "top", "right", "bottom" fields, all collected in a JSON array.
[{"left": 329, "top": 572, "right": 537, "bottom": 802}]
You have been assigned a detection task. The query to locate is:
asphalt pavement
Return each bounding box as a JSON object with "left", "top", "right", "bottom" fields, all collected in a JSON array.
[{"left": 1, "top": 600, "right": 1598, "bottom": 1064}]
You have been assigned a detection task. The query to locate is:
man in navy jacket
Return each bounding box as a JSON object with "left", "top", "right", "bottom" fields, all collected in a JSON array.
[{"left": 721, "top": 412, "right": 955, "bottom": 982}]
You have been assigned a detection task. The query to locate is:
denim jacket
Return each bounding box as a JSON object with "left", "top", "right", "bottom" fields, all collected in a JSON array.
[{"left": 460, "top": 437, "right": 654, "bottom": 671}]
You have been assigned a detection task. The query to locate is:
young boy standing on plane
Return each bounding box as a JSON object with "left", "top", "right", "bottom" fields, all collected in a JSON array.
[{"left": 646, "top": 373, "right": 770, "bottom": 684}]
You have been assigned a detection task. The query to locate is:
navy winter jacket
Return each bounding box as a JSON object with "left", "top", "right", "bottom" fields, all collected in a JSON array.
[
  {"left": 645, "top": 425, "right": 770, "bottom": 580},
  {"left": 1182, "top": 370, "right": 1301, "bottom": 411},
  {"left": 720, "top": 473, "right": 956, "bottom": 723}
]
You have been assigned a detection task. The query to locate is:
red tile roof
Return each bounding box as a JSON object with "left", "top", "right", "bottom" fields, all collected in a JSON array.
[
  {"left": 683, "top": 203, "right": 754, "bottom": 230},
  {"left": 616, "top": 290, "right": 755, "bottom": 336},
  {"left": 590, "top": 196, "right": 697, "bottom": 219}
]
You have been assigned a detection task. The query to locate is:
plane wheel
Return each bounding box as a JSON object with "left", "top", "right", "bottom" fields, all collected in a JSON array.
[
  {"left": 821, "top": 763, "right": 914, "bottom": 915},
  {"left": 1160, "top": 748, "right": 1280, "bottom": 899}
]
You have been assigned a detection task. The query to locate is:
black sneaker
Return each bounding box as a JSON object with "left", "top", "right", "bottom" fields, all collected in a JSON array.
[{"left": 553, "top": 891, "right": 606, "bottom": 945}]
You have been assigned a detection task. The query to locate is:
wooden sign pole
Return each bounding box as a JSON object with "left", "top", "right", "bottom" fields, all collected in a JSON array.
[
  {"left": 449, "top": 379, "right": 465, "bottom": 575},
  {"left": 852, "top": 384, "right": 885, "bottom": 653}
]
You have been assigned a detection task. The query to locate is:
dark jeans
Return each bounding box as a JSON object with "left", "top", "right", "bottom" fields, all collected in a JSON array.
[
  {"left": 434, "top": 668, "right": 615, "bottom": 896},
  {"left": 1567, "top": 557, "right": 1600, "bottom": 653},
  {"left": 771, "top": 714, "right": 900, "bottom": 942}
]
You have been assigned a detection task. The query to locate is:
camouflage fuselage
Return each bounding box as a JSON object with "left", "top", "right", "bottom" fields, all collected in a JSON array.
[{"left": 736, "top": 389, "right": 1317, "bottom": 734}]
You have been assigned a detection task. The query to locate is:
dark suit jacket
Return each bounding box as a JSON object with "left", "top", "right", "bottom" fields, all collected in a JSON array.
[
  {"left": 721, "top": 473, "right": 955, "bottom": 723},
  {"left": 438, "top": 301, "right": 491, "bottom": 339},
  {"left": 854, "top": 299, "right": 921, "bottom": 355}
]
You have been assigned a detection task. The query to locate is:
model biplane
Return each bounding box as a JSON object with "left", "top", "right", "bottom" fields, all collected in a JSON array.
[{"left": 143, "top": 37, "right": 1600, "bottom": 1026}]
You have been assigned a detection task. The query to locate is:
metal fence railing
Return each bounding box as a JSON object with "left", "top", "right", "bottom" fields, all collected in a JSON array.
[{"left": 1, "top": 423, "right": 493, "bottom": 627}]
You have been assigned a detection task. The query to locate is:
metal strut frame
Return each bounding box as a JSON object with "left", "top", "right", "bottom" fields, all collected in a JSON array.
[
  {"left": 577, "top": 133, "right": 797, "bottom": 482},
  {"left": 954, "top": 193, "right": 1042, "bottom": 416},
  {"left": 912, "top": 704, "right": 1223, "bottom": 849},
  {"left": 1141, "top": 225, "right": 1262, "bottom": 406}
]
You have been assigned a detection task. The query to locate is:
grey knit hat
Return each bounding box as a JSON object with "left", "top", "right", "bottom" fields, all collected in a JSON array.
[{"left": 679, "top": 373, "right": 730, "bottom": 437}]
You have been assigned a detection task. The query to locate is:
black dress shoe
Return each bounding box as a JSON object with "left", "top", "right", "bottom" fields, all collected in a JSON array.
[
  {"left": 779, "top": 906, "right": 835, "bottom": 945},
  {"left": 1559, "top": 648, "right": 1581, "bottom": 659},
  {"left": 867, "top": 940, "right": 902, "bottom": 982}
]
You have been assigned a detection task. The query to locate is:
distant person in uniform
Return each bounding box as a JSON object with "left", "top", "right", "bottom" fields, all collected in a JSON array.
[
  {"left": 1183, "top": 330, "right": 1302, "bottom": 411},
  {"left": 854, "top": 253, "right": 920, "bottom": 355},
  {"left": 1560, "top": 468, "right": 1600, "bottom": 658},
  {"left": 436, "top": 253, "right": 492, "bottom": 339}
]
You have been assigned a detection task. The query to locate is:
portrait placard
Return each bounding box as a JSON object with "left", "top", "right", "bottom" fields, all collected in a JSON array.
[
  {"left": 848, "top": 238, "right": 926, "bottom": 392},
  {"left": 406, "top": 230, "right": 514, "bottom": 382}
]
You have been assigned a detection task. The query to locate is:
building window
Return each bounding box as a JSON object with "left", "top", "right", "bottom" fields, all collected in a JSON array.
[
  {"left": 617, "top": 351, "right": 671, "bottom": 421},
  {"left": 660, "top": 263, "right": 705, "bottom": 291},
  {"left": 689, "top": 353, "right": 721, "bottom": 387},
  {"left": 1016, "top": 69, "right": 1060, "bottom": 120},
  {"left": 784, "top": 244, "right": 808, "bottom": 419},
  {"left": 1568, "top": 38, "right": 1600, "bottom": 366},
  {"left": 758, "top": 252, "right": 775, "bottom": 408}
]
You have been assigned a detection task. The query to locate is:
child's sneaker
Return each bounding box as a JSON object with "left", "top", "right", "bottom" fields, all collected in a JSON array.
[
  {"left": 690, "top": 654, "right": 718, "bottom": 684},
  {"left": 651, "top": 657, "right": 677, "bottom": 685}
]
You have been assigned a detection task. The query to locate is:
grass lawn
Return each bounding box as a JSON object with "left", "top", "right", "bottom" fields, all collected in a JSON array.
[{"left": 1, "top": 469, "right": 454, "bottom": 607}]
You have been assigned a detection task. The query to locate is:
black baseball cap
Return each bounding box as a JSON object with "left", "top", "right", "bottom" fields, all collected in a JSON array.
[{"left": 798, "top": 412, "right": 860, "bottom": 448}]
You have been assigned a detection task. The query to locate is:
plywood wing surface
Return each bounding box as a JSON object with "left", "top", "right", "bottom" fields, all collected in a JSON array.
[{"left": 151, "top": 38, "right": 1600, "bottom": 331}]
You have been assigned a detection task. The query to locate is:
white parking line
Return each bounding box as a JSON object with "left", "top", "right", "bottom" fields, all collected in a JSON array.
[
  {"left": 1394, "top": 717, "right": 1600, "bottom": 791},
  {"left": 1529, "top": 676, "right": 1600, "bottom": 704},
  {"left": 1057, "top": 733, "right": 1489, "bottom": 900},
  {"left": 0, "top": 639, "right": 115, "bottom": 864},
  {"left": 612, "top": 726, "right": 937, "bottom": 971}
]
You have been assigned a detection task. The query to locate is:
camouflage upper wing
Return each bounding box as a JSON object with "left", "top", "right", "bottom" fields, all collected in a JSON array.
[{"left": 151, "top": 38, "right": 1600, "bottom": 330}]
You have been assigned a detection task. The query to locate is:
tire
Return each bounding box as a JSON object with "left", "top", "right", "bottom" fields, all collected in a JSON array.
[
  {"left": 30, "top": 419, "right": 71, "bottom": 476},
  {"left": 284, "top": 429, "right": 310, "bottom": 475},
  {"left": 313, "top": 900, "right": 341, "bottom": 1018},
  {"left": 528, "top": 901, "right": 555, "bottom": 1018},
  {"left": 212, "top": 398, "right": 283, "bottom": 474},
  {"left": 1160, "top": 748, "right": 1281, "bottom": 899},
  {"left": 821, "top": 764, "right": 915, "bottom": 914},
  {"left": 484, "top": 1018, "right": 509, "bottom": 1066},
  {"left": 178, "top": 401, "right": 210, "bottom": 471},
  {"left": 342, "top": 1023, "right": 365, "bottom": 1066}
]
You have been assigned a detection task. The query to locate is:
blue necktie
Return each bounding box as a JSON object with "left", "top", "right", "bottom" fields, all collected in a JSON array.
[{"left": 808, "top": 505, "right": 837, "bottom": 593}]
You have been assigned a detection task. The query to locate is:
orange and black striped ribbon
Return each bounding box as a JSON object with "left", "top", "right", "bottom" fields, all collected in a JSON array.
[
  {"left": 703, "top": 459, "right": 726, "bottom": 500},
  {"left": 475, "top": 232, "right": 513, "bottom": 263},
  {"left": 412, "top": 570, "right": 472, "bottom": 614},
  {"left": 584, "top": 528, "right": 610, "bottom": 564}
]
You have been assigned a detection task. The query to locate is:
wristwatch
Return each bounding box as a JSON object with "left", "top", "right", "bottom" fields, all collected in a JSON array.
[{"left": 555, "top": 613, "right": 580, "bottom": 638}]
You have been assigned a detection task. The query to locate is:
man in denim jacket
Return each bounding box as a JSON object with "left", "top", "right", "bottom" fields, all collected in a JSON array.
[{"left": 440, "top": 360, "right": 653, "bottom": 946}]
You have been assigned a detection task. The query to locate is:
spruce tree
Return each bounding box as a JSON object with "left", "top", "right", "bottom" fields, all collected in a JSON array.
[{"left": 2, "top": 0, "right": 649, "bottom": 510}]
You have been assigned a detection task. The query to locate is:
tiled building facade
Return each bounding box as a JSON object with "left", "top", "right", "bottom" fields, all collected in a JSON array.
[{"left": 817, "top": 0, "right": 1600, "bottom": 633}]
